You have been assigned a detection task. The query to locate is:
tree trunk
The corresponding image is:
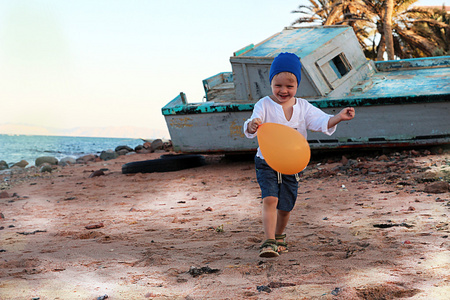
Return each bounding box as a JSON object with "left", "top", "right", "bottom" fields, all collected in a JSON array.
[
  {"left": 377, "top": 34, "right": 386, "bottom": 61},
  {"left": 384, "top": 0, "right": 395, "bottom": 60},
  {"left": 396, "top": 29, "right": 437, "bottom": 56}
]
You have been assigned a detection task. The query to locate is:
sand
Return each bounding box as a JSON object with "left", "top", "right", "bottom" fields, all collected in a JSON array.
[{"left": 0, "top": 149, "right": 449, "bottom": 300}]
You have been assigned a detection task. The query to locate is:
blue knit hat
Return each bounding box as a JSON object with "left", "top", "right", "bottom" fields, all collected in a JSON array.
[{"left": 269, "top": 52, "right": 302, "bottom": 85}]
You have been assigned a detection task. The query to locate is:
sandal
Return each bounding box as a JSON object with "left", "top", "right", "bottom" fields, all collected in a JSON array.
[
  {"left": 275, "top": 234, "right": 288, "bottom": 253},
  {"left": 259, "top": 239, "right": 279, "bottom": 258}
]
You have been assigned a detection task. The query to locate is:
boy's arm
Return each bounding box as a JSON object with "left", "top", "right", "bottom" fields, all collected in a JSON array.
[
  {"left": 247, "top": 118, "right": 262, "bottom": 134},
  {"left": 244, "top": 99, "right": 265, "bottom": 137},
  {"left": 328, "top": 107, "right": 355, "bottom": 129}
]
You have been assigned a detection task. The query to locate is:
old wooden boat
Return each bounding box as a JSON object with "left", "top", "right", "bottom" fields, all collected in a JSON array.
[{"left": 162, "top": 26, "right": 450, "bottom": 153}]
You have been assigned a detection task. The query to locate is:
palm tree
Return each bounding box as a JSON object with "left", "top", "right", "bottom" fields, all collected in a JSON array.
[
  {"left": 403, "top": 5, "right": 450, "bottom": 56},
  {"left": 384, "top": 0, "right": 395, "bottom": 60},
  {"left": 291, "top": 1, "right": 376, "bottom": 51},
  {"left": 291, "top": 0, "right": 447, "bottom": 60},
  {"left": 350, "top": 0, "right": 421, "bottom": 60},
  {"left": 291, "top": 0, "right": 337, "bottom": 25}
]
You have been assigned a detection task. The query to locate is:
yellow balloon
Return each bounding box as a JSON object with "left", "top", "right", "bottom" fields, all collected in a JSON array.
[{"left": 257, "top": 123, "right": 311, "bottom": 175}]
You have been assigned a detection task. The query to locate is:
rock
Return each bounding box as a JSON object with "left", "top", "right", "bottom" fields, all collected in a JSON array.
[
  {"left": 164, "top": 140, "right": 173, "bottom": 151},
  {"left": 378, "top": 155, "right": 389, "bottom": 161},
  {"left": 89, "top": 170, "right": 105, "bottom": 178},
  {"left": 85, "top": 222, "right": 104, "bottom": 229},
  {"left": 188, "top": 266, "right": 220, "bottom": 277},
  {"left": 424, "top": 181, "right": 450, "bottom": 194},
  {"left": 0, "top": 191, "right": 9, "bottom": 199},
  {"left": 35, "top": 156, "right": 58, "bottom": 167},
  {"left": 0, "top": 160, "right": 8, "bottom": 170},
  {"left": 40, "top": 163, "right": 53, "bottom": 173},
  {"left": 144, "top": 293, "right": 158, "bottom": 298},
  {"left": 151, "top": 139, "right": 164, "bottom": 151},
  {"left": 12, "top": 160, "right": 29, "bottom": 168},
  {"left": 116, "top": 149, "right": 129, "bottom": 156},
  {"left": 423, "top": 165, "right": 450, "bottom": 182},
  {"left": 76, "top": 154, "right": 99, "bottom": 164},
  {"left": 348, "top": 159, "right": 358, "bottom": 167},
  {"left": 134, "top": 145, "right": 144, "bottom": 152},
  {"left": 100, "top": 149, "right": 119, "bottom": 161},
  {"left": 256, "top": 285, "right": 272, "bottom": 293},
  {"left": 115, "top": 145, "right": 134, "bottom": 153},
  {"left": 410, "top": 150, "right": 420, "bottom": 156},
  {"left": 59, "top": 157, "right": 76, "bottom": 166},
  {"left": 136, "top": 148, "right": 152, "bottom": 154}
]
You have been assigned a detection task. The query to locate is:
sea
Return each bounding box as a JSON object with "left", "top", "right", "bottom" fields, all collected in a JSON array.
[{"left": 0, "top": 134, "right": 145, "bottom": 166}]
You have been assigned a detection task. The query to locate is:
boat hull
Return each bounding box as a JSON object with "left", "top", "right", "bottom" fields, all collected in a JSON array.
[
  {"left": 164, "top": 111, "right": 257, "bottom": 153},
  {"left": 164, "top": 100, "right": 450, "bottom": 153}
]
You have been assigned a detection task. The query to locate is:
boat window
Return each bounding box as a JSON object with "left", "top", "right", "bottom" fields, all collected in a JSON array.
[
  {"left": 330, "top": 54, "right": 350, "bottom": 78},
  {"left": 316, "top": 50, "right": 353, "bottom": 89}
]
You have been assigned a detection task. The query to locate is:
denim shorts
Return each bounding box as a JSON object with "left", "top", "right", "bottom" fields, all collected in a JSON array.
[{"left": 255, "top": 156, "right": 299, "bottom": 212}]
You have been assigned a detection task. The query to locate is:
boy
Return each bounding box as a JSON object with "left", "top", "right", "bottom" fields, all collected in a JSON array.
[{"left": 244, "top": 52, "right": 355, "bottom": 257}]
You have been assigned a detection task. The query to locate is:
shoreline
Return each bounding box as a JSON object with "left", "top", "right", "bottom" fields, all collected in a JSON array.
[{"left": 0, "top": 137, "right": 171, "bottom": 171}]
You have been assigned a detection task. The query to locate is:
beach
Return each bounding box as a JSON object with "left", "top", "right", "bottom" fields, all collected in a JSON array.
[{"left": 0, "top": 148, "right": 449, "bottom": 299}]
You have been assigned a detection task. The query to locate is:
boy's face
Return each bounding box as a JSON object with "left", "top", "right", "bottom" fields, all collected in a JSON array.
[{"left": 270, "top": 72, "right": 298, "bottom": 104}]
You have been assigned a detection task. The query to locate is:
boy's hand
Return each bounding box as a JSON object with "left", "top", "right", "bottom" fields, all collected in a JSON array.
[
  {"left": 339, "top": 107, "right": 355, "bottom": 121},
  {"left": 248, "top": 118, "right": 262, "bottom": 134},
  {"left": 328, "top": 107, "right": 355, "bottom": 129}
]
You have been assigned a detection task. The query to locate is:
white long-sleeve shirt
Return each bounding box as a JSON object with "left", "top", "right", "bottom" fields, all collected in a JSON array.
[{"left": 244, "top": 96, "right": 336, "bottom": 159}]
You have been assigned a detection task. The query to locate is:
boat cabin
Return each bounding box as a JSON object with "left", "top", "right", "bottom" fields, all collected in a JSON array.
[{"left": 229, "top": 26, "right": 374, "bottom": 101}]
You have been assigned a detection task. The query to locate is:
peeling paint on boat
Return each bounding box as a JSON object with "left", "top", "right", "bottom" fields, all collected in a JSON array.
[
  {"left": 168, "top": 116, "right": 194, "bottom": 129},
  {"left": 229, "top": 120, "right": 245, "bottom": 138}
]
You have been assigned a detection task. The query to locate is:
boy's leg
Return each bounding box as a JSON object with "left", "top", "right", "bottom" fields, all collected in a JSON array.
[
  {"left": 262, "top": 196, "right": 278, "bottom": 240},
  {"left": 275, "top": 209, "right": 290, "bottom": 252},
  {"left": 275, "top": 209, "right": 290, "bottom": 235},
  {"left": 259, "top": 196, "right": 280, "bottom": 257},
  {"left": 274, "top": 172, "right": 297, "bottom": 253}
]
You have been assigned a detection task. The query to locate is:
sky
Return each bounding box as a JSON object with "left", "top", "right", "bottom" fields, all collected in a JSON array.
[{"left": 0, "top": 0, "right": 447, "bottom": 138}]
